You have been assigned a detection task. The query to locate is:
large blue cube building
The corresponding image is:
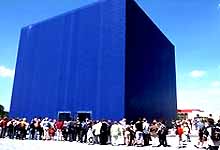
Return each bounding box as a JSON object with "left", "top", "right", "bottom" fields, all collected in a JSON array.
[{"left": 10, "top": 0, "right": 177, "bottom": 121}]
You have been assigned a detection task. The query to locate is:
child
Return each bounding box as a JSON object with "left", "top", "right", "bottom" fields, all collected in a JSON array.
[
  {"left": 124, "top": 126, "right": 131, "bottom": 146},
  {"left": 87, "top": 124, "right": 95, "bottom": 145},
  {"left": 176, "top": 124, "right": 184, "bottom": 147},
  {"left": 48, "top": 126, "right": 56, "bottom": 140},
  {"left": 183, "top": 123, "right": 191, "bottom": 142}
]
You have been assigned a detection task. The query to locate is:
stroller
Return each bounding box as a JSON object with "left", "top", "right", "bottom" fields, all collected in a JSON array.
[
  {"left": 134, "top": 131, "right": 144, "bottom": 147},
  {"left": 87, "top": 127, "right": 95, "bottom": 145}
]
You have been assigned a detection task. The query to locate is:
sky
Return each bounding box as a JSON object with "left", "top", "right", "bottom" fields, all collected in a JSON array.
[{"left": 0, "top": 0, "right": 220, "bottom": 115}]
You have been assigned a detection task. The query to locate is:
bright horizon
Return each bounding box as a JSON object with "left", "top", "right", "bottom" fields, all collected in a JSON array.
[{"left": 0, "top": 0, "right": 220, "bottom": 116}]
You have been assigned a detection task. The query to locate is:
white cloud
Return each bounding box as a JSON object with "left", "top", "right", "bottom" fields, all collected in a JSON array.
[
  {"left": 207, "top": 87, "right": 220, "bottom": 96},
  {"left": 218, "top": 3, "right": 220, "bottom": 9},
  {"left": 211, "top": 81, "right": 220, "bottom": 87},
  {"left": 0, "top": 65, "right": 15, "bottom": 78},
  {"left": 177, "top": 87, "right": 220, "bottom": 117},
  {"left": 189, "top": 70, "right": 206, "bottom": 78}
]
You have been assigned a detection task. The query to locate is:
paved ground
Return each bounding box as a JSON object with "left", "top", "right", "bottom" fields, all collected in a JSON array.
[{"left": 0, "top": 136, "right": 204, "bottom": 150}]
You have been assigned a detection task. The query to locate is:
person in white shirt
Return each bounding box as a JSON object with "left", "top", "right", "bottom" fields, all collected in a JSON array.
[
  {"left": 111, "top": 121, "right": 120, "bottom": 146},
  {"left": 93, "top": 120, "right": 102, "bottom": 144},
  {"left": 142, "top": 118, "right": 150, "bottom": 146}
]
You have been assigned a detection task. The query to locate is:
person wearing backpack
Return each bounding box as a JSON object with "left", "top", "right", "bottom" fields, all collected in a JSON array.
[
  {"left": 204, "top": 118, "right": 220, "bottom": 150},
  {"left": 216, "top": 120, "right": 220, "bottom": 128},
  {"left": 81, "top": 120, "right": 88, "bottom": 143}
]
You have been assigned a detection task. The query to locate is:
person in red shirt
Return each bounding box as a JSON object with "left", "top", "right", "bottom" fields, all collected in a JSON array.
[
  {"left": 176, "top": 124, "right": 184, "bottom": 146},
  {"left": 48, "top": 126, "right": 56, "bottom": 140},
  {"left": 0, "top": 117, "right": 8, "bottom": 138},
  {"left": 55, "top": 120, "right": 64, "bottom": 141}
]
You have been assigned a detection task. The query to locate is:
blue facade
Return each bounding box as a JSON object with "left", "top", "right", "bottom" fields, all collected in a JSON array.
[
  {"left": 10, "top": 0, "right": 177, "bottom": 121},
  {"left": 125, "top": 0, "right": 177, "bottom": 121}
]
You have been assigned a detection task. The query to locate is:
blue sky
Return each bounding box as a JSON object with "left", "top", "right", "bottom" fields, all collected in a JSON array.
[{"left": 0, "top": 0, "right": 220, "bottom": 115}]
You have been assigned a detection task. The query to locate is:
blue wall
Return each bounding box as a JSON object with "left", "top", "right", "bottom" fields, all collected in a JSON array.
[
  {"left": 10, "top": 0, "right": 126, "bottom": 120},
  {"left": 10, "top": 0, "right": 177, "bottom": 121},
  {"left": 125, "top": 0, "right": 177, "bottom": 121}
]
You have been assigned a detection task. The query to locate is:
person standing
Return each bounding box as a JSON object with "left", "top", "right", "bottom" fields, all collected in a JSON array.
[
  {"left": 81, "top": 120, "right": 88, "bottom": 143},
  {"left": 19, "top": 118, "right": 27, "bottom": 140},
  {"left": 62, "top": 121, "right": 69, "bottom": 141},
  {"left": 41, "top": 117, "right": 49, "bottom": 140},
  {"left": 124, "top": 125, "right": 131, "bottom": 146},
  {"left": 150, "top": 120, "right": 159, "bottom": 146},
  {"left": 100, "top": 120, "right": 108, "bottom": 145},
  {"left": 29, "top": 118, "right": 37, "bottom": 140},
  {"left": 55, "top": 119, "right": 64, "bottom": 141},
  {"left": 7, "top": 119, "right": 15, "bottom": 139},
  {"left": 157, "top": 121, "right": 168, "bottom": 147},
  {"left": 0, "top": 117, "right": 8, "bottom": 138},
  {"left": 194, "top": 119, "right": 205, "bottom": 148},
  {"left": 75, "top": 118, "right": 82, "bottom": 142},
  {"left": 111, "top": 121, "right": 120, "bottom": 146},
  {"left": 68, "top": 120, "right": 76, "bottom": 142},
  {"left": 204, "top": 118, "right": 220, "bottom": 150},
  {"left": 142, "top": 118, "right": 150, "bottom": 146},
  {"left": 176, "top": 124, "right": 184, "bottom": 146},
  {"left": 135, "top": 120, "right": 144, "bottom": 146},
  {"left": 183, "top": 122, "right": 191, "bottom": 142},
  {"left": 93, "top": 120, "right": 102, "bottom": 144}
]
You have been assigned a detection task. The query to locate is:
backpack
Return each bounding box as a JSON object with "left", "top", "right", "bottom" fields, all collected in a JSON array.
[
  {"left": 143, "top": 122, "right": 149, "bottom": 134},
  {"left": 211, "top": 125, "right": 220, "bottom": 141},
  {"left": 81, "top": 122, "right": 88, "bottom": 131}
]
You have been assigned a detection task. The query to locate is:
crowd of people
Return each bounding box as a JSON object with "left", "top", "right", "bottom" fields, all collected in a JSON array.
[
  {"left": 0, "top": 116, "right": 168, "bottom": 146},
  {"left": 193, "top": 116, "right": 220, "bottom": 150},
  {"left": 1, "top": 115, "right": 220, "bottom": 149},
  {"left": 175, "top": 115, "right": 220, "bottom": 150}
]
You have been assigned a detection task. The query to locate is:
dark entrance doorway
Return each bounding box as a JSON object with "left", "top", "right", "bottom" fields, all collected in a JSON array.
[
  {"left": 58, "top": 111, "right": 71, "bottom": 121},
  {"left": 77, "top": 111, "right": 92, "bottom": 122}
]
